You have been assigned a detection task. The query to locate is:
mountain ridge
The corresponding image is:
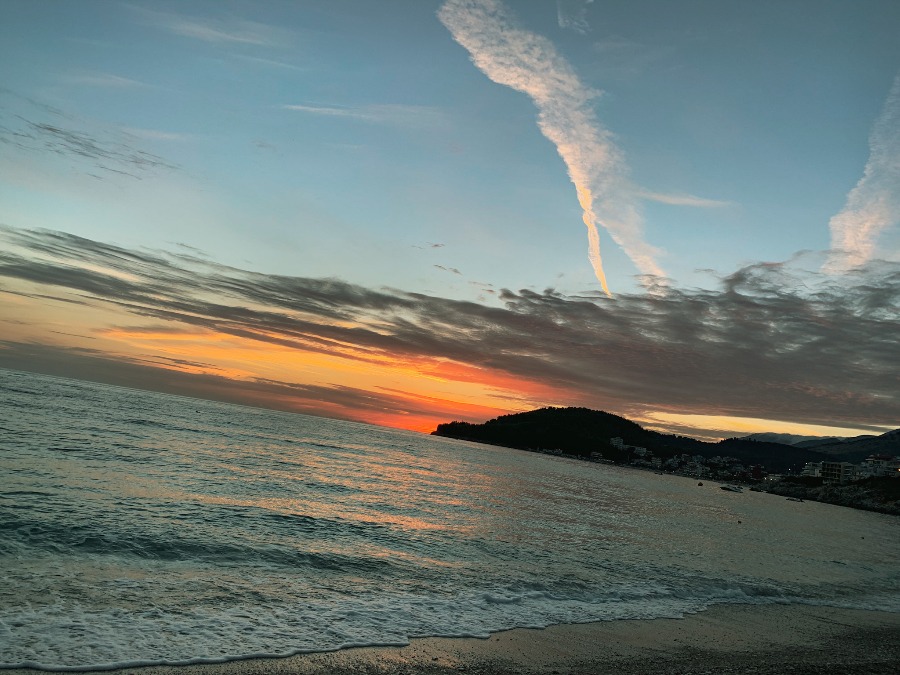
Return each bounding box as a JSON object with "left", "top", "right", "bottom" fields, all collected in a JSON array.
[{"left": 432, "top": 407, "right": 899, "bottom": 473}]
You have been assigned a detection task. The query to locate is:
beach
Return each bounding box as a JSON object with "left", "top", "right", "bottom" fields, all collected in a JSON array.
[
  {"left": 17, "top": 604, "right": 893, "bottom": 675},
  {"left": 3, "top": 373, "right": 899, "bottom": 673}
]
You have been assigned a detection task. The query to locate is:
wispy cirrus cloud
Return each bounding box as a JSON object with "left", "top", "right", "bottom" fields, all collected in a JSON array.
[
  {"left": 438, "top": 0, "right": 663, "bottom": 296},
  {"left": 0, "top": 90, "right": 179, "bottom": 180},
  {"left": 825, "top": 73, "right": 900, "bottom": 273},
  {"left": 1, "top": 226, "right": 897, "bottom": 434},
  {"left": 638, "top": 191, "right": 733, "bottom": 209},
  {"left": 121, "top": 127, "right": 192, "bottom": 143},
  {"left": 0, "top": 120, "right": 178, "bottom": 180},
  {"left": 557, "top": 0, "right": 593, "bottom": 34},
  {"left": 64, "top": 72, "right": 146, "bottom": 88},
  {"left": 590, "top": 36, "right": 672, "bottom": 79},
  {"left": 234, "top": 55, "right": 305, "bottom": 71},
  {"left": 131, "top": 6, "right": 288, "bottom": 48},
  {"left": 282, "top": 103, "right": 446, "bottom": 128}
]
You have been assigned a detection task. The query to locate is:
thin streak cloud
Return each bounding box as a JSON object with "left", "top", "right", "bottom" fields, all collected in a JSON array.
[
  {"left": 131, "top": 6, "right": 288, "bottom": 48},
  {"left": 438, "top": 0, "right": 664, "bottom": 296},
  {"left": 826, "top": 73, "right": 900, "bottom": 272},
  {"left": 638, "top": 191, "right": 733, "bottom": 209},
  {"left": 282, "top": 103, "right": 446, "bottom": 128},
  {"left": 65, "top": 72, "right": 146, "bottom": 88},
  {"left": 122, "top": 128, "right": 192, "bottom": 142},
  {"left": 235, "top": 55, "right": 305, "bottom": 71}
]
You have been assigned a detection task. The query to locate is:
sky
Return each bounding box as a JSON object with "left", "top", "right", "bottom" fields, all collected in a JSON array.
[{"left": 1, "top": 0, "right": 898, "bottom": 439}]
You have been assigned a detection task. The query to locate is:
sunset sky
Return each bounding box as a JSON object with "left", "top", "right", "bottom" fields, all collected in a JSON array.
[{"left": 1, "top": 0, "right": 898, "bottom": 439}]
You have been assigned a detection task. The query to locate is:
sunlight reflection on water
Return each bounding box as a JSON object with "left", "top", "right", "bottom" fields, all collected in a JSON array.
[{"left": 1, "top": 369, "right": 898, "bottom": 669}]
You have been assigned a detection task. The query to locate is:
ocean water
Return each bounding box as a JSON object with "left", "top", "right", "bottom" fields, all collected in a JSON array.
[{"left": 0, "top": 369, "right": 898, "bottom": 670}]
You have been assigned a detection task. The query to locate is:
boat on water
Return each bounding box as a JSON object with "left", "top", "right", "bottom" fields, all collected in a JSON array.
[
  {"left": 786, "top": 497, "right": 804, "bottom": 502},
  {"left": 720, "top": 484, "right": 743, "bottom": 493}
]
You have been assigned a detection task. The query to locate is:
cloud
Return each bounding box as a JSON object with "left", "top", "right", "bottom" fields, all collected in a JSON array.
[
  {"left": 122, "top": 128, "right": 192, "bottom": 142},
  {"left": 557, "top": 0, "right": 593, "bottom": 34},
  {"left": 234, "top": 55, "right": 305, "bottom": 71},
  {"left": 438, "top": 0, "right": 663, "bottom": 296},
  {"left": 64, "top": 72, "right": 146, "bottom": 88},
  {"left": 590, "top": 36, "right": 672, "bottom": 79},
  {"left": 826, "top": 73, "right": 900, "bottom": 272},
  {"left": 0, "top": 341, "right": 505, "bottom": 432},
  {"left": 638, "top": 191, "right": 733, "bottom": 208},
  {"left": 281, "top": 103, "right": 446, "bottom": 128},
  {"left": 0, "top": 92, "right": 178, "bottom": 179},
  {"left": 132, "top": 6, "right": 288, "bottom": 48},
  {"left": 4, "top": 121, "right": 178, "bottom": 178},
  {"left": 1, "top": 226, "right": 898, "bottom": 433}
]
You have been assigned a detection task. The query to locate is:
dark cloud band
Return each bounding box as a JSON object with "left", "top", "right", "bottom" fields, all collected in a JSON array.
[{"left": 0, "top": 225, "right": 897, "bottom": 431}]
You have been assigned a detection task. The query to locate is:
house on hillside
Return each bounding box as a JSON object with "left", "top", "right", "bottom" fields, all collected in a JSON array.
[{"left": 609, "top": 437, "right": 646, "bottom": 454}]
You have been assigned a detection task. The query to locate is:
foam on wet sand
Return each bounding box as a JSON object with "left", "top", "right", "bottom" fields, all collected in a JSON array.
[{"left": 20, "top": 604, "right": 897, "bottom": 675}]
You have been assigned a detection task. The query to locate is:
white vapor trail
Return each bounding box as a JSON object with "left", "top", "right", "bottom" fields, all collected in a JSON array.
[
  {"left": 438, "top": 0, "right": 663, "bottom": 296},
  {"left": 825, "top": 74, "right": 900, "bottom": 273}
]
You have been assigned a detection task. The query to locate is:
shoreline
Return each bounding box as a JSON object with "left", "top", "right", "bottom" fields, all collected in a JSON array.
[{"left": 9, "top": 604, "right": 900, "bottom": 675}]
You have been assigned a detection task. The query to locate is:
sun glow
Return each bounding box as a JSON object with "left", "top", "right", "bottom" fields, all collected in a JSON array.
[
  {"left": 96, "top": 323, "right": 563, "bottom": 432},
  {"left": 643, "top": 412, "right": 890, "bottom": 441}
]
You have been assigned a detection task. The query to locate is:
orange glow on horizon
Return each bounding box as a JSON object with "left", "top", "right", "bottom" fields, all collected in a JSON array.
[
  {"left": 97, "top": 323, "right": 566, "bottom": 433},
  {"left": 642, "top": 411, "right": 888, "bottom": 441}
]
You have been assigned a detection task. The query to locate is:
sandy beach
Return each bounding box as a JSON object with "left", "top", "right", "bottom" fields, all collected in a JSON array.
[{"left": 15, "top": 604, "right": 895, "bottom": 675}]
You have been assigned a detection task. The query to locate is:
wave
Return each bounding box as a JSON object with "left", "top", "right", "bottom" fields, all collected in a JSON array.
[
  {"left": 1, "top": 575, "right": 896, "bottom": 671},
  {"left": 0, "top": 514, "right": 396, "bottom": 573}
]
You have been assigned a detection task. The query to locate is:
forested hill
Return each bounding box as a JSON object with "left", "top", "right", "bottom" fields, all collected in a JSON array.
[{"left": 432, "top": 407, "right": 839, "bottom": 473}]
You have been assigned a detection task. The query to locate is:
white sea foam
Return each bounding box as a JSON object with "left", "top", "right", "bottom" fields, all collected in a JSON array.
[
  {"left": 1, "top": 370, "right": 898, "bottom": 670},
  {"left": 0, "top": 569, "right": 896, "bottom": 670}
]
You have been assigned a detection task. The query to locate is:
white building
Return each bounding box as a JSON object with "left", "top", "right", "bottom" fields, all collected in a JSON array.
[
  {"left": 609, "top": 437, "right": 647, "bottom": 454},
  {"left": 801, "top": 462, "right": 822, "bottom": 477},
  {"left": 859, "top": 455, "right": 900, "bottom": 478}
]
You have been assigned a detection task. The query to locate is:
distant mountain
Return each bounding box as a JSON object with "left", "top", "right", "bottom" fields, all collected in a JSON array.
[
  {"left": 793, "top": 436, "right": 855, "bottom": 448},
  {"left": 742, "top": 432, "right": 843, "bottom": 446},
  {"left": 743, "top": 429, "right": 900, "bottom": 462},
  {"left": 796, "top": 429, "right": 900, "bottom": 462},
  {"left": 793, "top": 434, "right": 876, "bottom": 449},
  {"left": 432, "top": 407, "right": 855, "bottom": 473}
]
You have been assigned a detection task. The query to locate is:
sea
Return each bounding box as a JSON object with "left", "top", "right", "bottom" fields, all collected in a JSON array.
[{"left": 1, "top": 368, "right": 898, "bottom": 671}]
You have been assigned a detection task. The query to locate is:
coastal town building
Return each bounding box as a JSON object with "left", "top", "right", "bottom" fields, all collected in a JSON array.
[
  {"left": 802, "top": 462, "right": 822, "bottom": 477},
  {"left": 803, "top": 456, "right": 900, "bottom": 482},
  {"left": 859, "top": 454, "right": 900, "bottom": 478},
  {"left": 820, "top": 461, "right": 858, "bottom": 484},
  {"left": 609, "top": 437, "right": 647, "bottom": 454},
  {"left": 604, "top": 436, "right": 899, "bottom": 486}
]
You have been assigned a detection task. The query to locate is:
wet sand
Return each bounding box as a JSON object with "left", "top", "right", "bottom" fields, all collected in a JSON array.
[{"left": 19, "top": 604, "right": 898, "bottom": 675}]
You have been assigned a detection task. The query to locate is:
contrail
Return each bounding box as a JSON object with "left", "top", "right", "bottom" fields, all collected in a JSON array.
[
  {"left": 438, "top": 0, "right": 664, "bottom": 296},
  {"left": 825, "top": 74, "right": 900, "bottom": 273}
]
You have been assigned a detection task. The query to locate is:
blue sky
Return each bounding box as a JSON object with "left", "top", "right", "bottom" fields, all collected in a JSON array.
[{"left": 1, "top": 0, "right": 898, "bottom": 437}]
